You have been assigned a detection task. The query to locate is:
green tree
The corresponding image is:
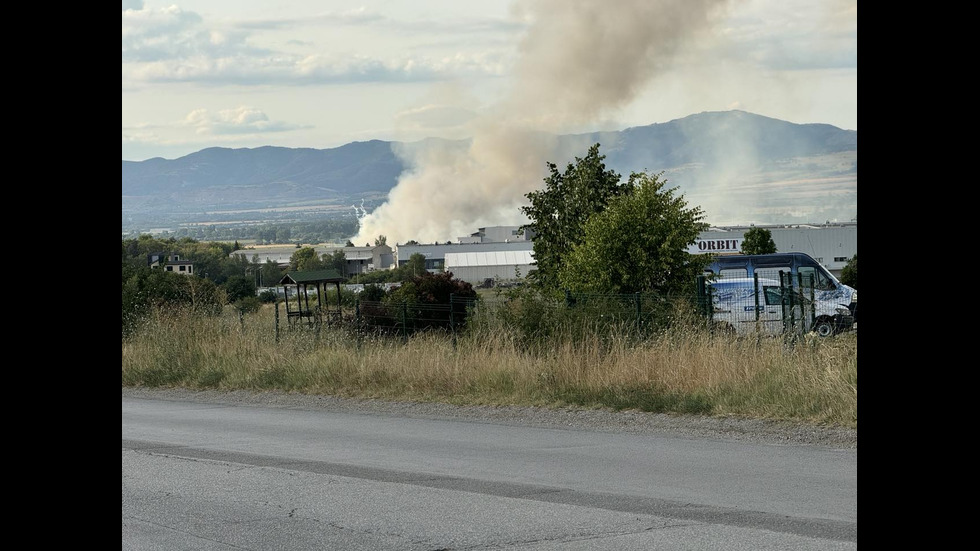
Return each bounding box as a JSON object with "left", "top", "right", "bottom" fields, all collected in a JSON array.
[
  {"left": 223, "top": 275, "right": 257, "bottom": 303},
  {"left": 360, "top": 284, "right": 388, "bottom": 302},
  {"left": 557, "top": 171, "right": 710, "bottom": 295},
  {"left": 259, "top": 259, "right": 284, "bottom": 287},
  {"left": 374, "top": 235, "right": 387, "bottom": 247},
  {"left": 345, "top": 240, "right": 355, "bottom": 247},
  {"left": 386, "top": 271, "right": 478, "bottom": 329},
  {"left": 840, "top": 254, "right": 857, "bottom": 289},
  {"left": 275, "top": 226, "right": 292, "bottom": 243},
  {"left": 740, "top": 227, "right": 777, "bottom": 255},
  {"left": 400, "top": 253, "right": 428, "bottom": 279},
  {"left": 350, "top": 268, "right": 398, "bottom": 285},
  {"left": 290, "top": 246, "right": 324, "bottom": 271},
  {"left": 520, "top": 143, "right": 629, "bottom": 294},
  {"left": 324, "top": 249, "right": 347, "bottom": 277}
]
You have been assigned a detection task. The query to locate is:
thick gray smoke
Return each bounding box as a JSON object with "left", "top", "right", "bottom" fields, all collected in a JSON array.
[{"left": 354, "top": 0, "right": 729, "bottom": 245}]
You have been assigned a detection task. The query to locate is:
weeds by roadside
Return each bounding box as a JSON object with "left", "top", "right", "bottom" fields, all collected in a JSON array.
[{"left": 122, "top": 301, "right": 857, "bottom": 428}]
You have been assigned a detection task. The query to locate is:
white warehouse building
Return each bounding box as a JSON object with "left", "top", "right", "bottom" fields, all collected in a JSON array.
[
  {"left": 444, "top": 249, "right": 536, "bottom": 283},
  {"left": 396, "top": 222, "right": 856, "bottom": 284},
  {"left": 690, "top": 222, "right": 857, "bottom": 277}
]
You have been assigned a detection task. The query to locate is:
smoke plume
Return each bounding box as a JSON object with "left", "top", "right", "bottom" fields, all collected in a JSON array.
[{"left": 354, "top": 0, "right": 729, "bottom": 245}]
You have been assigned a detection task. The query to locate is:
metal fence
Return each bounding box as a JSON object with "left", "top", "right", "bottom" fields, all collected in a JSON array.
[
  {"left": 271, "top": 273, "right": 852, "bottom": 344},
  {"left": 697, "top": 272, "right": 853, "bottom": 338}
]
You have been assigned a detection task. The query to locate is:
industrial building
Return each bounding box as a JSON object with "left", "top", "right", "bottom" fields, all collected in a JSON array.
[
  {"left": 395, "top": 239, "right": 533, "bottom": 275},
  {"left": 690, "top": 223, "right": 857, "bottom": 276},
  {"left": 229, "top": 243, "right": 394, "bottom": 275},
  {"left": 232, "top": 222, "right": 855, "bottom": 286},
  {"left": 394, "top": 222, "right": 856, "bottom": 283}
]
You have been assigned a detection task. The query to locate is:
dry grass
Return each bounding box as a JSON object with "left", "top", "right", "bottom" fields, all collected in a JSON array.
[{"left": 122, "top": 303, "right": 857, "bottom": 428}]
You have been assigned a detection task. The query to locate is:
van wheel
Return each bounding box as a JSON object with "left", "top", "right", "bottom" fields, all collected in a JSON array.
[{"left": 814, "top": 317, "right": 835, "bottom": 338}]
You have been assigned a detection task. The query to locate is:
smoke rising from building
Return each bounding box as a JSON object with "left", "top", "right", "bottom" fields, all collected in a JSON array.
[{"left": 354, "top": 0, "right": 730, "bottom": 245}]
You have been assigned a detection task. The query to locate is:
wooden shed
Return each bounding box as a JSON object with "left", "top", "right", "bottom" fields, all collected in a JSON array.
[{"left": 278, "top": 269, "right": 346, "bottom": 327}]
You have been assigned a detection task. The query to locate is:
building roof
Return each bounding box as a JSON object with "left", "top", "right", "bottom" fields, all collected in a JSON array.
[
  {"left": 445, "top": 250, "right": 535, "bottom": 267},
  {"left": 278, "top": 270, "right": 345, "bottom": 285}
]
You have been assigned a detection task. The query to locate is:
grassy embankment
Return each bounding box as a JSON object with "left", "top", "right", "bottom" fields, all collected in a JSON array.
[{"left": 121, "top": 301, "right": 857, "bottom": 429}]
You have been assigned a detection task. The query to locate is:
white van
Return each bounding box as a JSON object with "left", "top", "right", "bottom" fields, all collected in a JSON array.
[
  {"left": 706, "top": 277, "right": 854, "bottom": 337},
  {"left": 704, "top": 253, "right": 856, "bottom": 337}
]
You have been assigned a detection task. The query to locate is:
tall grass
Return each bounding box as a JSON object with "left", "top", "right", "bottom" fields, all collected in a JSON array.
[{"left": 122, "top": 301, "right": 857, "bottom": 428}]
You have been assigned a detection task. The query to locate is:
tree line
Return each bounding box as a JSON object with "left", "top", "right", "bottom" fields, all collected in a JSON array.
[
  {"left": 122, "top": 217, "right": 361, "bottom": 245},
  {"left": 122, "top": 142, "right": 856, "bottom": 338}
]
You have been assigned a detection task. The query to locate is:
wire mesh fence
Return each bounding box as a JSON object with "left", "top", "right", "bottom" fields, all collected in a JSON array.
[
  {"left": 270, "top": 273, "right": 856, "bottom": 346},
  {"left": 700, "top": 271, "right": 856, "bottom": 338}
]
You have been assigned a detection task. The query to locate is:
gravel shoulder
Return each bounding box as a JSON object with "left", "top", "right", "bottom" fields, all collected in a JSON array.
[{"left": 121, "top": 386, "right": 856, "bottom": 449}]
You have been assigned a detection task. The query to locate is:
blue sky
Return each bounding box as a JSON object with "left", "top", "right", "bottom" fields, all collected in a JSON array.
[{"left": 122, "top": 0, "right": 857, "bottom": 163}]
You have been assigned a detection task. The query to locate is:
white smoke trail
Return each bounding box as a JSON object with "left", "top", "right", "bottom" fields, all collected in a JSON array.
[
  {"left": 352, "top": 199, "right": 368, "bottom": 220},
  {"left": 354, "top": 0, "right": 730, "bottom": 245}
]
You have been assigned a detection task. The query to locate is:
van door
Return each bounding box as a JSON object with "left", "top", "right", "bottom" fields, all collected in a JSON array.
[{"left": 759, "top": 285, "right": 788, "bottom": 334}]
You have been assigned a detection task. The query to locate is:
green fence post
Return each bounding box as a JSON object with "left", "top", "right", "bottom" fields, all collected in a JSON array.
[
  {"left": 450, "top": 293, "right": 457, "bottom": 351},
  {"left": 808, "top": 273, "right": 816, "bottom": 330},
  {"left": 355, "top": 298, "right": 362, "bottom": 351},
  {"left": 401, "top": 302, "right": 408, "bottom": 344},
  {"left": 781, "top": 270, "right": 798, "bottom": 346},
  {"left": 695, "top": 275, "right": 708, "bottom": 317},
  {"left": 796, "top": 272, "right": 804, "bottom": 332},
  {"left": 634, "top": 292, "right": 641, "bottom": 335}
]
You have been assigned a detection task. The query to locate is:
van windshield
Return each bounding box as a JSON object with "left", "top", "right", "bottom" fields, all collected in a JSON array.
[{"left": 798, "top": 266, "right": 838, "bottom": 290}]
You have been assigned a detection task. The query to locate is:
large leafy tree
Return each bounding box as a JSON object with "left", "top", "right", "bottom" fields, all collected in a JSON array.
[
  {"left": 324, "top": 249, "right": 347, "bottom": 277},
  {"left": 521, "top": 143, "right": 629, "bottom": 294},
  {"left": 289, "top": 246, "right": 325, "bottom": 271},
  {"left": 260, "top": 259, "right": 285, "bottom": 287},
  {"left": 740, "top": 227, "right": 777, "bottom": 255},
  {"left": 400, "top": 253, "right": 428, "bottom": 279},
  {"left": 557, "top": 171, "right": 711, "bottom": 295},
  {"left": 223, "top": 275, "right": 257, "bottom": 303}
]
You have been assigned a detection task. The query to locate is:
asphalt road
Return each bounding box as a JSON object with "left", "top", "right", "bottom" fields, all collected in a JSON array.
[{"left": 122, "top": 393, "right": 857, "bottom": 550}]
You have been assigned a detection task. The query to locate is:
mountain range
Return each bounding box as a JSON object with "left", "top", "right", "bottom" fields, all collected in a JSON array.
[{"left": 122, "top": 110, "right": 857, "bottom": 232}]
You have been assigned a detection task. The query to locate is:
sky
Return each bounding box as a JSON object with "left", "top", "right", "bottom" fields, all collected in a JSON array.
[
  {"left": 122, "top": 0, "right": 856, "bottom": 162},
  {"left": 123, "top": 0, "right": 857, "bottom": 243}
]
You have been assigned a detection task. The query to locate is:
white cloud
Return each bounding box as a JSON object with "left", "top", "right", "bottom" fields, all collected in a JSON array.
[
  {"left": 122, "top": 1, "right": 856, "bottom": 164},
  {"left": 716, "top": 0, "right": 857, "bottom": 71},
  {"left": 122, "top": 4, "right": 260, "bottom": 63},
  {"left": 182, "top": 106, "right": 311, "bottom": 135}
]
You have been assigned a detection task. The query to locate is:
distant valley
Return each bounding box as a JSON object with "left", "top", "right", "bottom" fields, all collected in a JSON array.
[{"left": 122, "top": 110, "right": 857, "bottom": 235}]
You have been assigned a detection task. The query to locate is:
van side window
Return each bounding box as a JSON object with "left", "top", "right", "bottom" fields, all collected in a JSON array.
[
  {"left": 755, "top": 267, "right": 790, "bottom": 281},
  {"left": 799, "top": 267, "right": 835, "bottom": 290},
  {"left": 764, "top": 285, "right": 810, "bottom": 306},
  {"left": 763, "top": 286, "right": 782, "bottom": 306},
  {"left": 719, "top": 268, "right": 747, "bottom": 278}
]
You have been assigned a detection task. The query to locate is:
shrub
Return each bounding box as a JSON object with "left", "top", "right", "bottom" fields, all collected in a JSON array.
[
  {"left": 223, "top": 275, "right": 257, "bottom": 303},
  {"left": 122, "top": 270, "right": 225, "bottom": 338},
  {"left": 258, "top": 289, "right": 278, "bottom": 303},
  {"left": 360, "top": 284, "right": 387, "bottom": 302},
  {"left": 385, "top": 271, "right": 478, "bottom": 330},
  {"left": 235, "top": 296, "right": 262, "bottom": 314}
]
